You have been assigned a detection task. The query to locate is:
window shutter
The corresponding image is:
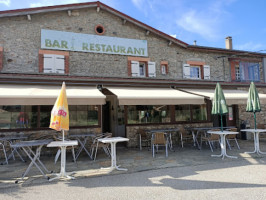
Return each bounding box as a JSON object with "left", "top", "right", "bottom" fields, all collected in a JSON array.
[
  {"left": 183, "top": 64, "right": 190, "bottom": 78},
  {"left": 203, "top": 65, "right": 210, "bottom": 79},
  {"left": 55, "top": 55, "right": 65, "bottom": 74},
  {"left": 148, "top": 61, "right": 156, "bottom": 77},
  {"left": 43, "top": 54, "right": 54, "bottom": 73},
  {"left": 131, "top": 61, "right": 140, "bottom": 77}
]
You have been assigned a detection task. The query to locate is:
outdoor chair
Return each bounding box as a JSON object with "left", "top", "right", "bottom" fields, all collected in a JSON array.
[
  {"left": 151, "top": 132, "right": 168, "bottom": 158},
  {"left": 90, "top": 132, "right": 112, "bottom": 161},
  {"left": 179, "top": 126, "right": 194, "bottom": 148},
  {"left": 138, "top": 129, "right": 151, "bottom": 150},
  {"left": 0, "top": 141, "right": 8, "bottom": 164},
  {"left": 226, "top": 128, "right": 240, "bottom": 150},
  {"left": 200, "top": 129, "right": 220, "bottom": 152}
]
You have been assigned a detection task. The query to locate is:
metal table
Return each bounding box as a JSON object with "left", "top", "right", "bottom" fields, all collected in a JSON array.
[
  {"left": 207, "top": 130, "right": 239, "bottom": 159},
  {"left": 241, "top": 129, "right": 266, "bottom": 155},
  {"left": 98, "top": 137, "right": 129, "bottom": 171},
  {"left": 47, "top": 140, "right": 78, "bottom": 181},
  {"left": 11, "top": 139, "right": 52, "bottom": 183},
  {"left": 69, "top": 133, "right": 95, "bottom": 160}
]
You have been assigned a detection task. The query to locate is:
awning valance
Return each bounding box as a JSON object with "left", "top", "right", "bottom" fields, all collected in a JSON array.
[
  {"left": 0, "top": 84, "right": 106, "bottom": 105},
  {"left": 106, "top": 87, "right": 205, "bottom": 105},
  {"left": 180, "top": 88, "right": 266, "bottom": 105}
]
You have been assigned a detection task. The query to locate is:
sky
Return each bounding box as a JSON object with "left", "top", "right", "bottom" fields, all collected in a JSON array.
[{"left": 0, "top": 0, "right": 266, "bottom": 52}]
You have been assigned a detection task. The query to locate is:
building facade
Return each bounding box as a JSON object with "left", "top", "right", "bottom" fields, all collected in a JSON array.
[{"left": 0, "top": 1, "right": 266, "bottom": 147}]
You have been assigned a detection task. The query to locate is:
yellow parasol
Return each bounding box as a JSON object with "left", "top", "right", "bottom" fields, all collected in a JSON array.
[{"left": 49, "top": 82, "right": 69, "bottom": 141}]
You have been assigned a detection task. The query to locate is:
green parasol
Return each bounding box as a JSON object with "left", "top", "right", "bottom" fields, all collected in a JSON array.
[
  {"left": 211, "top": 83, "right": 228, "bottom": 131},
  {"left": 246, "top": 82, "right": 261, "bottom": 129}
]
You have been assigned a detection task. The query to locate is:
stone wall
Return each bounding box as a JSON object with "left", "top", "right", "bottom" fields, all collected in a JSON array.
[{"left": 126, "top": 123, "right": 212, "bottom": 148}]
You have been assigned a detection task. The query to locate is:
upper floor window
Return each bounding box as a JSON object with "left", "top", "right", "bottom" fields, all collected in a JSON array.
[
  {"left": 39, "top": 50, "right": 69, "bottom": 74},
  {"left": 0, "top": 46, "right": 3, "bottom": 71},
  {"left": 130, "top": 60, "right": 156, "bottom": 77},
  {"left": 139, "top": 62, "right": 146, "bottom": 77},
  {"left": 183, "top": 61, "right": 210, "bottom": 80},
  {"left": 231, "top": 60, "right": 260, "bottom": 82}
]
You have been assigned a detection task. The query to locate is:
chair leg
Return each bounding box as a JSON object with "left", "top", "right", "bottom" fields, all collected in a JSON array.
[
  {"left": 71, "top": 147, "right": 76, "bottom": 163},
  {"left": 226, "top": 139, "right": 232, "bottom": 150},
  {"left": 208, "top": 141, "right": 214, "bottom": 152},
  {"left": 152, "top": 144, "right": 155, "bottom": 158},
  {"left": 139, "top": 134, "right": 142, "bottom": 151},
  {"left": 54, "top": 149, "right": 61, "bottom": 164},
  {"left": 235, "top": 139, "right": 240, "bottom": 149},
  {"left": 94, "top": 142, "right": 99, "bottom": 161},
  {"left": 165, "top": 144, "right": 168, "bottom": 157},
  {"left": 181, "top": 135, "right": 184, "bottom": 148},
  {"left": 1, "top": 143, "right": 8, "bottom": 164}
]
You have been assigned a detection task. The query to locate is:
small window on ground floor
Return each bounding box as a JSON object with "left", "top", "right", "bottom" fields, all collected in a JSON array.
[{"left": 175, "top": 104, "right": 207, "bottom": 122}]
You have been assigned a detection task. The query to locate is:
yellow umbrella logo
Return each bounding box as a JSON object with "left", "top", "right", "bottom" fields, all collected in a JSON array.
[{"left": 49, "top": 82, "right": 69, "bottom": 132}]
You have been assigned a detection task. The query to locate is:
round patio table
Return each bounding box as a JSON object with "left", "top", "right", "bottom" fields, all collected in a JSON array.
[
  {"left": 207, "top": 130, "right": 239, "bottom": 159},
  {"left": 241, "top": 129, "right": 266, "bottom": 155}
]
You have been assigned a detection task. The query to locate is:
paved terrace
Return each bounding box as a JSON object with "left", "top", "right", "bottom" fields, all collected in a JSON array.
[{"left": 0, "top": 139, "right": 266, "bottom": 189}]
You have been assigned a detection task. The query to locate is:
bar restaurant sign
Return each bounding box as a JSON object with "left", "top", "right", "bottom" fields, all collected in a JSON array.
[{"left": 41, "top": 29, "right": 148, "bottom": 57}]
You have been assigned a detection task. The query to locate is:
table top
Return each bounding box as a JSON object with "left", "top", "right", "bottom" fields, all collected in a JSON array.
[
  {"left": 98, "top": 137, "right": 129, "bottom": 143},
  {"left": 47, "top": 140, "right": 78, "bottom": 147},
  {"left": 11, "top": 139, "right": 53, "bottom": 148},
  {"left": 69, "top": 133, "right": 96, "bottom": 138},
  {"left": 241, "top": 129, "right": 266, "bottom": 133},
  {"left": 189, "top": 126, "right": 236, "bottom": 131},
  {"left": 207, "top": 130, "right": 239, "bottom": 135}
]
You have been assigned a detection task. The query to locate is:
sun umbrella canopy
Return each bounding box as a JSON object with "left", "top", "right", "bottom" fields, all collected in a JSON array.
[
  {"left": 246, "top": 82, "right": 261, "bottom": 129},
  {"left": 211, "top": 83, "right": 228, "bottom": 115},
  {"left": 246, "top": 82, "right": 261, "bottom": 112},
  {"left": 49, "top": 82, "right": 69, "bottom": 132}
]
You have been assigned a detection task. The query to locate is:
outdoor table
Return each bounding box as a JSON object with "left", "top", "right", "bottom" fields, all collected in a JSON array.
[
  {"left": 11, "top": 139, "right": 52, "bottom": 183},
  {"left": 241, "top": 129, "right": 266, "bottom": 155},
  {"left": 98, "top": 137, "right": 129, "bottom": 171},
  {"left": 69, "top": 133, "right": 95, "bottom": 160},
  {"left": 207, "top": 130, "right": 239, "bottom": 159},
  {"left": 147, "top": 128, "right": 179, "bottom": 151},
  {"left": 47, "top": 140, "right": 78, "bottom": 181},
  {"left": 0, "top": 135, "right": 27, "bottom": 165}
]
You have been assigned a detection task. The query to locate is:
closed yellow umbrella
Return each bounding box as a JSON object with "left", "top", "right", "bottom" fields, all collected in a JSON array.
[{"left": 49, "top": 82, "right": 69, "bottom": 141}]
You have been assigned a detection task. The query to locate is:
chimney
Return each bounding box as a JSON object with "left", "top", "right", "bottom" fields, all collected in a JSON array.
[
  {"left": 225, "top": 36, "right": 232, "bottom": 49},
  {"left": 194, "top": 40, "right": 197, "bottom": 45}
]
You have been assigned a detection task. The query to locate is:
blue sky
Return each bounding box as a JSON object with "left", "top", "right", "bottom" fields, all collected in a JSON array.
[{"left": 1, "top": 0, "right": 266, "bottom": 52}]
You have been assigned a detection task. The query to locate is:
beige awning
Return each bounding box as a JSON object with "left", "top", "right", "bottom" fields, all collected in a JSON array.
[
  {"left": 106, "top": 87, "right": 205, "bottom": 105},
  {"left": 0, "top": 84, "right": 106, "bottom": 105},
  {"left": 180, "top": 88, "right": 266, "bottom": 105}
]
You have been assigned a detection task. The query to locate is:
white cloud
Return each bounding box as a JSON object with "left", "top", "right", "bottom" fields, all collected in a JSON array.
[
  {"left": 176, "top": 10, "right": 219, "bottom": 40},
  {"left": 170, "top": 34, "right": 176, "bottom": 38},
  {"left": 0, "top": 0, "right": 10, "bottom": 6},
  {"left": 235, "top": 42, "right": 264, "bottom": 51}
]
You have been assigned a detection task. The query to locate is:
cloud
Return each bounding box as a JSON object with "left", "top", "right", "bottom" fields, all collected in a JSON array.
[
  {"left": 235, "top": 42, "right": 264, "bottom": 51},
  {"left": 0, "top": 0, "right": 10, "bottom": 6}
]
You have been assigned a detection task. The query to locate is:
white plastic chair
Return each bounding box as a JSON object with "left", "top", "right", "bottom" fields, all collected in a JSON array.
[{"left": 90, "top": 133, "right": 112, "bottom": 161}]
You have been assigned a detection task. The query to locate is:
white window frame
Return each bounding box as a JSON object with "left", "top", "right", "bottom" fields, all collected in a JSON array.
[
  {"left": 235, "top": 64, "right": 240, "bottom": 80},
  {"left": 161, "top": 65, "right": 166, "bottom": 75},
  {"left": 139, "top": 62, "right": 146, "bottom": 77},
  {"left": 190, "top": 65, "right": 201, "bottom": 79}
]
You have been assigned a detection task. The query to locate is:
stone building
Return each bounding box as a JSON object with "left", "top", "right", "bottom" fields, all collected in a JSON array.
[{"left": 0, "top": 1, "right": 266, "bottom": 147}]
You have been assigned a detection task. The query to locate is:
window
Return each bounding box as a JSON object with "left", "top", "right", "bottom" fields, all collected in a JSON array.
[
  {"left": 0, "top": 105, "right": 99, "bottom": 130},
  {"left": 129, "top": 58, "right": 156, "bottom": 77},
  {"left": 175, "top": 104, "right": 207, "bottom": 122},
  {"left": 127, "top": 105, "right": 170, "bottom": 124},
  {"left": 160, "top": 61, "right": 168, "bottom": 75},
  {"left": 39, "top": 50, "right": 69, "bottom": 74},
  {"left": 183, "top": 62, "right": 210, "bottom": 80},
  {"left": 231, "top": 60, "right": 260, "bottom": 82},
  {"left": 161, "top": 65, "right": 166, "bottom": 75},
  {"left": 190, "top": 66, "right": 201, "bottom": 79}
]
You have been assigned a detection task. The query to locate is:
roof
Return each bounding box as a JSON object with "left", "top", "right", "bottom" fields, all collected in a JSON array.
[{"left": 0, "top": 1, "right": 265, "bottom": 56}]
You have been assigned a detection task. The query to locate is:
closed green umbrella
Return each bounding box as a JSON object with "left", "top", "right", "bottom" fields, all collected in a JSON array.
[
  {"left": 246, "top": 82, "right": 261, "bottom": 129},
  {"left": 212, "top": 83, "right": 228, "bottom": 131}
]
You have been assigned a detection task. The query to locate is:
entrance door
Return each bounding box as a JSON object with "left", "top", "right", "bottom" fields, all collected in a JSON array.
[
  {"left": 227, "top": 105, "right": 237, "bottom": 127},
  {"left": 102, "top": 101, "right": 111, "bottom": 133}
]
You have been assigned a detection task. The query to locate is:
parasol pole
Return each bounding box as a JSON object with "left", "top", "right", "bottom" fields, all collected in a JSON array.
[
  {"left": 220, "top": 114, "right": 223, "bottom": 132},
  {"left": 254, "top": 112, "right": 257, "bottom": 130},
  {"left": 62, "top": 130, "right": 65, "bottom": 142}
]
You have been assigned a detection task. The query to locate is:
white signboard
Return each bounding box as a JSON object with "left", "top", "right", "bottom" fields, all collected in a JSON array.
[{"left": 41, "top": 29, "right": 148, "bottom": 57}]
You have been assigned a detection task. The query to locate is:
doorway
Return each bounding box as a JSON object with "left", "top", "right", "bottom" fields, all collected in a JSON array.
[{"left": 102, "top": 101, "right": 111, "bottom": 133}]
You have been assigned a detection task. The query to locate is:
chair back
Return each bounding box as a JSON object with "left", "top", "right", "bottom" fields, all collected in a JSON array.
[
  {"left": 138, "top": 129, "right": 148, "bottom": 139},
  {"left": 153, "top": 132, "right": 166, "bottom": 145},
  {"left": 209, "top": 129, "right": 220, "bottom": 140},
  {"left": 227, "top": 128, "right": 238, "bottom": 139},
  {"left": 257, "top": 124, "right": 265, "bottom": 129},
  {"left": 179, "top": 126, "right": 189, "bottom": 136}
]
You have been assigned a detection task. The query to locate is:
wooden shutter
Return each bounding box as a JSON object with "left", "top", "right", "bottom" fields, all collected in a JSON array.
[
  {"left": 55, "top": 55, "right": 65, "bottom": 74},
  {"left": 203, "top": 65, "right": 210, "bottom": 79},
  {"left": 43, "top": 54, "right": 54, "bottom": 73},
  {"left": 148, "top": 61, "right": 156, "bottom": 77},
  {"left": 131, "top": 61, "right": 140, "bottom": 77},
  {"left": 183, "top": 64, "right": 190, "bottom": 78}
]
